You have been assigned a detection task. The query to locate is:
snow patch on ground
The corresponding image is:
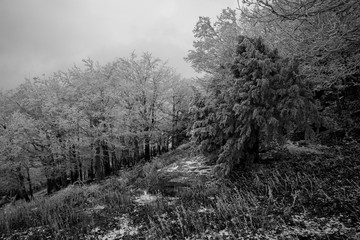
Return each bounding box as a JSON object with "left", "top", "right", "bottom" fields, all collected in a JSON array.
[
  {"left": 90, "top": 215, "right": 139, "bottom": 240},
  {"left": 84, "top": 204, "right": 106, "bottom": 215},
  {"left": 133, "top": 190, "right": 158, "bottom": 205},
  {"left": 161, "top": 155, "right": 212, "bottom": 176},
  {"left": 92, "top": 205, "right": 106, "bottom": 211},
  {"left": 163, "top": 164, "right": 179, "bottom": 172},
  {"left": 285, "top": 141, "right": 324, "bottom": 155},
  {"left": 197, "top": 206, "right": 215, "bottom": 213}
]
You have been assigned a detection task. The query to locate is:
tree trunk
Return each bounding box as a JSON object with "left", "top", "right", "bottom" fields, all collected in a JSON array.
[
  {"left": 157, "top": 139, "right": 162, "bottom": 155},
  {"left": 78, "top": 157, "right": 83, "bottom": 181},
  {"left": 94, "top": 140, "right": 104, "bottom": 180},
  {"left": 102, "top": 141, "right": 111, "bottom": 176},
  {"left": 121, "top": 149, "right": 130, "bottom": 168},
  {"left": 71, "top": 144, "right": 79, "bottom": 183},
  {"left": 46, "top": 178, "right": 59, "bottom": 195},
  {"left": 46, "top": 178, "right": 53, "bottom": 195},
  {"left": 134, "top": 136, "right": 140, "bottom": 164},
  {"left": 89, "top": 156, "right": 95, "bottom": 180},
  {"left": 162, "top": 136, "right": 167, "bottom": 153},
  {"left": 144, "top": 127, "right": 150, "bottom": 161},
  {"left": 165, "top": 137, "right": 169, "bottom": 152},
  {"left": 172, "top": 95, "right": 178, "bottom": 150},
  {"left": 25, "top": 167, "right": 33, "bottom": 200},
  {"left": 17, "top": 167, "right": 30, "bottom": 202},
  {"left": 244, "top": 124, "right": 260, "bottom": 168},
  {"left": 110, "top": 148, "right": 119, "bottom": 172}
]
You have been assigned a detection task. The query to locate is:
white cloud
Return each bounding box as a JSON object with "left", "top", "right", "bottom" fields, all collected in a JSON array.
[{"left": 0, "top": 0, "right": 237, "bottom": 90}]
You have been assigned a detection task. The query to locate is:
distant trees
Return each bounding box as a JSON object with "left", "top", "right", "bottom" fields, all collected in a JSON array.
[{"left": 0, "top": 53, "right": 192, "bottom": 197}]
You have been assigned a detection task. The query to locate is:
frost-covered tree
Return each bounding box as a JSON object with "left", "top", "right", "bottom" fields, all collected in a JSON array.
[
  {"left": 191, "top": 36, "right": 318, "bottom": 176},
  {"left": 240, "top": 0, "right": 360, "bottom": 122},
  {"left": 185, "top": 8, "right": 241, "bottom": 76},
  {"left": 0, "top": 111, "right": 44, "bottom": 200},
  {"left": 0, "top": 52, "right": 190, "bottom": 196},
  {"left": 116, "top": 52, "right": 181, "bottom": 161}
]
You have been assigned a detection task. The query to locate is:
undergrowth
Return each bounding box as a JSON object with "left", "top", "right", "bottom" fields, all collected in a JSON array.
[{"left": 0, "top": 142, "right": 359, "bottom": 239}]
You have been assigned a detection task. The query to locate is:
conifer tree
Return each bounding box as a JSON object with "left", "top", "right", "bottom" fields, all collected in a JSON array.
[{"left": 191, "top": 36, "right": 318, "bottom": 176}]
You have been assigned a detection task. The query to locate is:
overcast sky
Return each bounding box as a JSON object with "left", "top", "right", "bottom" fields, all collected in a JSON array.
[{"left": 0, "top": 0, "right": 238, "bottom": 90}]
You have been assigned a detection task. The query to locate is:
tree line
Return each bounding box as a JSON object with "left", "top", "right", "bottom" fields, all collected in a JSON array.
[
  {"left": 0, "top": 53, "right": 192, "bottom": 200},
  {"left": 1, "top": 0, "right": 359, "bottom": 201}
]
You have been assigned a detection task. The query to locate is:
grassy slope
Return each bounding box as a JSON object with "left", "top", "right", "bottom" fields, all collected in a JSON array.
[{"left": 0, "top": 142, "right": 359, "bottom": 239}]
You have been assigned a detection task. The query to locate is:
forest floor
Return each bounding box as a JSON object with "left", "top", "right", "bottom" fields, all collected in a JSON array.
[{"left": 1, "top": 140, "right": 360, "bottom": 239}]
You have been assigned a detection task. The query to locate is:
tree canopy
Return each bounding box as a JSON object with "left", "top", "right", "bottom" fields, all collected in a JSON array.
[{"left": 0, "top": 53, "right": 193, "bottom": 196}]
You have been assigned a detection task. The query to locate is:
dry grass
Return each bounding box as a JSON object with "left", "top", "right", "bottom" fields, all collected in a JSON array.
[{"left": 1, "top": 142, "right": 359, "bottom": 239}]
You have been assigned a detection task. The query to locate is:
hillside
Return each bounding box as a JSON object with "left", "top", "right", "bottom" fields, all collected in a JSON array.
[
  {"left": 1, "top": 1, "right": 360, "bottom": 239},
  {"left": 1, "top": 141, "right": 359, "bottom": 239}
]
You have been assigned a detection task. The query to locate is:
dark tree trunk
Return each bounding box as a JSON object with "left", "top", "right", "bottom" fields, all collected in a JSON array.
[
  {"left": 78, "top": 158, "right": 83, "bottom": 181},
  {"left": 111, "top": 149, "right": 119, "bottom": 172},
  {"left": 121, "top": 149, "right": 130, "bottom": 168},
  {"left": 46, "top": 178, "right": 52, "bottom": 195},
  {"left": 70, "top": 170, "right": 77, "bottom": 183},
  {"left": 17, "top": 167, "right": 30, "bottom": 202},
  {"left": 25, "top": 167, "right": 33, "bottom": 200},
  {"left": 158, "top": 140, "right": 162, "bottom": 155},
  {"left": 46, "top": 178, "right": 58, "bottom": 195},
  {"left": 89, "top": 156, "right": 95, "bottom": 180},
  {"left": 151, "top": 146, "right": 155, "bottom": 157},
  {"left": 70, "top": 144, "right": 79, "bottom": 183},
  {"left": 166, "top": 138, "right": 169, "bottom": 152},
  {"left": 144, "top": 127, "right": 150, "bottom": 162},
  {"left": 243, "top": 124, "right": 260, "bottom": 168},
  {"left": 172, "top": 95, "right": 178, "bottom": 150},
  {"left": 134, "top": 137, "right": 140, "bottom": 164},
  {"left": 162, "top": 136, "right": 167, "bottom": 153},
  {"left": 94, "top": 140, "right": 104, "bottom": 180},
  {"left": 140, "top": 150, "right": 144, "bottom": 160},
  {"left": 102, "top": 141, "right": 111, "bottom": 176},
  {"left": 47, "top": 171, "right": 68, "bottom": 195}
]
